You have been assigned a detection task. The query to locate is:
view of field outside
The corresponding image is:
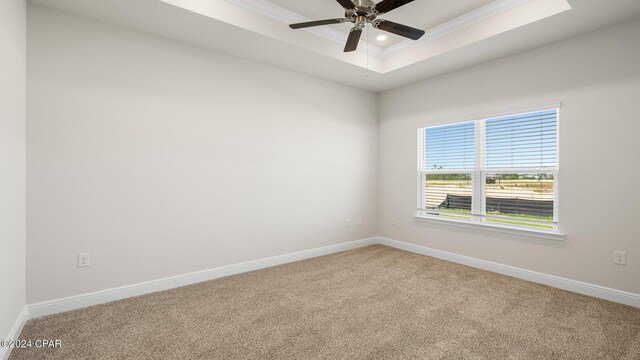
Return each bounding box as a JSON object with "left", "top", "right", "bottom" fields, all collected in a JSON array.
[
  {"left": 424, "top": 174, "right": 473, "bottom": 219},
  {"left": 485, "top": 173, "right": 554, "bottom": 228},
  {"left": 422, "top": 109, "right": 558, "bottom": 229},
  {"left": 424, "top": 173, "right": 555, "bottom": 228}
]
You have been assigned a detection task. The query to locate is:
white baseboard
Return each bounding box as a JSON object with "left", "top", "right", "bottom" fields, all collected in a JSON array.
[
  {"left": 28, "top": 237, "right": 378, "bottom": 319},
  {"left": 377, "top": 236, "right": 640, "bottom": 308},
  {"left": 1, "top": 306, "right": 29, "bottom": 360},
  {"left": 25, "top": 235, "right": 640, "bottom": 321}
]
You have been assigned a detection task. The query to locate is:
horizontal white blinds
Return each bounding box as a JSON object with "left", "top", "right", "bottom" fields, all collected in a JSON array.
[
  {"left": 424, "top": 174, "right": 472, "bottom": 214},
  {"left": 418, "top": 107, "right": 559, "bottom": 231},
  {"left": 485, "top": 110, "right": 558, "bottom": 169},
  {"left": 424, "top": 121, "right": 475, "bottom": 171}
]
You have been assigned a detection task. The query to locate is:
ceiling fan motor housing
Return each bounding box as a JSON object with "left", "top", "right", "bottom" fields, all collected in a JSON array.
[
  {"left": 346, "top": 0, "right": 377, "bottom": 25},
  {"left": 288, "top": 0, "right": 425, "bottom": 52},
  {"left": 353, "top": 0, "right": 375, "bottom": 10}
]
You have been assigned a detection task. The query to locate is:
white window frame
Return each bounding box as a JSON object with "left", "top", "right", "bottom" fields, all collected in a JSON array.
[{"left": 415, "top": 104, "right": 564, "bottom": 241}]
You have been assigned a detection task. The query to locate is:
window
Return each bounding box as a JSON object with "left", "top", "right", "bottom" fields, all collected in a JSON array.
[{"left": 417, "top": 108, "right": 559, "bottom": 232}]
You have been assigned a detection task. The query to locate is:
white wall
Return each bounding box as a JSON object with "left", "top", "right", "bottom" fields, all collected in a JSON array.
[
  {"left": 0, "top": 0, "right": 26, "bottom": 342},
  {"left": 379, "top": 18, "right": 640, "bottom": 294},
  {"left": 26, "top": 6, "right": 378, "bottom": 303},
  {"left": 25, "top": 2, "right": 640, "bottom": 306}
]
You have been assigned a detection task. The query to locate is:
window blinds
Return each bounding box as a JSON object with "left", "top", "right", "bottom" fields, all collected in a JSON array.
[
  {"left": 424, "top": 121, "right": 475, "bottom": 171},
  {"left": 418, "top": 107, "right": 560, "bottom": 231},
  {"left": 485, "top": 110, "right": 558, "bottom": 170}
]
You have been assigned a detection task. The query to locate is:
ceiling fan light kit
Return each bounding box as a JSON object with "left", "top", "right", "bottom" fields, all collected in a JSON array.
[{"left": 289, "top": 0, "right": 425, "bottom": 52}]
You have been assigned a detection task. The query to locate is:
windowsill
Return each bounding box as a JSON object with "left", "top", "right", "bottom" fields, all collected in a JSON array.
[{"left": 413, "top": 214, "right": 565, "bottom": 241}]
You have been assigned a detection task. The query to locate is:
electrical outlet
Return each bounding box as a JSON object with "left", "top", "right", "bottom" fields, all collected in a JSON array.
[
  {"left": 358, "top": 217, "right": 363, "bottom": 226},
  {"left": 391, "top": 216, "right": 396, "bottom": 226},
  {"left": 78, "top": 253, "right": 90, "bottom": 268},
  {"left": 614, "top": 251, "right": 626, "bottom": 265},
  {"left": 345, "top": 218, "right": 351, "bottom": 228}
]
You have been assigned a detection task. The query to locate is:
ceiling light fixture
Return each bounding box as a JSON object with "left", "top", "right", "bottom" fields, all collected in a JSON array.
[
  {"left": 289, "top": 0, "right": 425, "bottom": 52},
  {"left": 376, "top": 34, "right": 388, "bottom": 41}
]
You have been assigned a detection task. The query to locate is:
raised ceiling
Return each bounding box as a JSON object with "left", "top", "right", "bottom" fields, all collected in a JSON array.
[
  {"left": 267, "top": 0, "right": 495, "bottom": 49},
  {"left": 159, "top": 0, "right": 572, "bottom": 71},
  {"left": 27, "top": 0, "right": 640, "bottom": 92}
]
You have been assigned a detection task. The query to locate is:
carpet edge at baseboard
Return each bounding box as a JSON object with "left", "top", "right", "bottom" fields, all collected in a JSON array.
[
  {"left": 25, "top": 235, "right": 640, "bottom": 322},
  {"left": 378, "top": 236, "right": 640, "bottom": 308},
  {"left": 0, "top": 306, "right": 28, "bottom": 360},
  {"left": 26, "top": 237, "right": 378, "bottom": 319}
]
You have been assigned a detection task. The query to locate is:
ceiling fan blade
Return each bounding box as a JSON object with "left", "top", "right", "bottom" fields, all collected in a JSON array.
[
  {"left": 336, "top": 0, "right": 356, "bottom": 10},
  {"left": 375, "top": 20, "right": 425, "bottom": 40},
  {"left": 344, "top": 28, "right": 362, "bottom": 52},
  {"left": 290, "top": 18, "right": 346, "bottom": 29},
  {"left": 374, "top": 0, "right": 415, "bottom": 14}
]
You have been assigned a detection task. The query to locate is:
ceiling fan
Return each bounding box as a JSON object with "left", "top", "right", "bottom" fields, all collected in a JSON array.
[{"left": 289, "top": 0, "right": 425, "bottom": 52}]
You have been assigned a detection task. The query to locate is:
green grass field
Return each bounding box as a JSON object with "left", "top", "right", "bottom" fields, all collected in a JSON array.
[{"left": 425, "top": 175, "right": 555, "bottom": 229}]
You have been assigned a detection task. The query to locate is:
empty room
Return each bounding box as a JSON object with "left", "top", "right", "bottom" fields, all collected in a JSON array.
[{"left": 2, "top": 0, "right": 640, "bottom": 358}]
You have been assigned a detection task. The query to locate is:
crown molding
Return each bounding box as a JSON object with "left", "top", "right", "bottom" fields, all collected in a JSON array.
[
  {"left": 225, "top": 0, "right": 386, "bottom": 59},
  {"left": 224, "top": 0, "right": 532, "bottom": 60},
  {"left": 383, "top": 0, "right": 532, "bottom": 58}
]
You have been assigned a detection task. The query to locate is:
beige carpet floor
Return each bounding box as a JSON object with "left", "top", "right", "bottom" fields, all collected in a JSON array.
[{"left": 11, "top": 245, "right": 640, "bottom": 360}]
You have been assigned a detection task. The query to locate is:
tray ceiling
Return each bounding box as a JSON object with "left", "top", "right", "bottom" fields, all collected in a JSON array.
[
  {"left": 159, "top": 0, "right": 572, "bottom": 71},
  {"left": 266, "top": 0, "right": 495, "bottom": 49},
  {"left": 27, "top": 0, "right": 640, "bottom": 92}
]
